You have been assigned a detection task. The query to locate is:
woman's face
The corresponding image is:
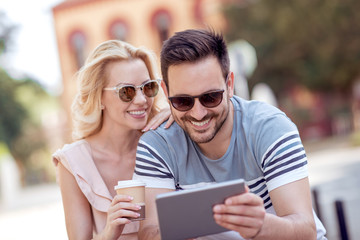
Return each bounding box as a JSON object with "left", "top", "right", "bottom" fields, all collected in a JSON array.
[{"left": 101, "top": 59, "right": 155, "bottom": 131}]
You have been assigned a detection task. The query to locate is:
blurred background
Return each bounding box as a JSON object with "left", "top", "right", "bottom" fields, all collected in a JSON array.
[{"left": 0, "top": 0, "right": 359, "bottom": 239}]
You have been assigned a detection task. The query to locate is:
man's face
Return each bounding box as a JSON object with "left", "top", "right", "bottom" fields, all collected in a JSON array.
[{"left": 167, "top": 56, "right": 233, "bottom": 144}]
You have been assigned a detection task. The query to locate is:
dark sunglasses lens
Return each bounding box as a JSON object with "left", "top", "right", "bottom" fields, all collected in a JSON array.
[
  {"left": 170, "top": 97, "right": 194, "bottom": 111},
  {"left": 200, "top": 91, "right": 223, "bottom": 108},
  {"left": 119, "top": 86, "right": 136, "bottom": 102},
  {"left": 143, "top": 81, "right": 159, "bottom": 97}
]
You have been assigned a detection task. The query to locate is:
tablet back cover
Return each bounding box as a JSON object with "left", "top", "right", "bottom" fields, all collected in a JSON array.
[{"left": 156, "top": 179, "right": 245, "bottom": 240}]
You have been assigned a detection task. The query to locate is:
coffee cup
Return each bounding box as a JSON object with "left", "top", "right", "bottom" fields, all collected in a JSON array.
[{"left": 114, "top": 180, "right": 146, "bottom": 221}]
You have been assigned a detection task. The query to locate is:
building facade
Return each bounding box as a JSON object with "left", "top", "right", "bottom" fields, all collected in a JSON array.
[{"left": 52, "top": 0, "right": 227, "bottom": 142}]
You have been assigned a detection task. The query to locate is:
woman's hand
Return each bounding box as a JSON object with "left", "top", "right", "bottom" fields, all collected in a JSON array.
[
  {"left": 100, "top": 195, "right": 141, "bottom": 240},
  {"left": 142, "top": 107, "right": 174, "bottom": 132}
]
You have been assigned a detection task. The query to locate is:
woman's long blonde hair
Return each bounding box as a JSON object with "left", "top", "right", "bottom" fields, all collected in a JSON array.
[{"left": 71, "top": 40, "right": 166, "bottom": 141}]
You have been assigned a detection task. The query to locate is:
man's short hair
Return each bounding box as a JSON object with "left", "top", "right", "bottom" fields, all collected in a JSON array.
[{"left": 160, "top": 29, "right": 230, "bottom": 90}]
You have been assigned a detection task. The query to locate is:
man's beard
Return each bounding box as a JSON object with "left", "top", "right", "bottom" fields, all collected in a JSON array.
[{"left": 179, "top": 105, "right": 229, "bottom": 144}]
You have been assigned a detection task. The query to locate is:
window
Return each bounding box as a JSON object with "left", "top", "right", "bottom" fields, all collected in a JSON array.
[
  {"left": 152, "top": 10, "right": 171, "bottom": 44},
  {"left": 109, "top": 20, "right": 128, "bottom": 41},
  {"left": 69, "top": 30, "right": 86, "bottom": 69}
]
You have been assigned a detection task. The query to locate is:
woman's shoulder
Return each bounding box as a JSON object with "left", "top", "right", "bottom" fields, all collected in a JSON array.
[
  {"left": 52, "top": 139, "right": 90, "bottom": 167},
  {"left": 54, "top": 139, "right": 89, "bottom": 155}
]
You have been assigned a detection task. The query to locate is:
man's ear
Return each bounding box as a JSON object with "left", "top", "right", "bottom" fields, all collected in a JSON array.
[
  {"left": 227, "top": 72, "right": 235, "bottom": 98},
  {"left": 161, "top": 80, "right": 169, "bottom": 98}
]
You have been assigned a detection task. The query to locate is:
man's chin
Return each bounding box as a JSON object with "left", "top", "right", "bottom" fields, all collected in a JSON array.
[{"left": 188, "top": 131, "right": 216, "bottom": 144}]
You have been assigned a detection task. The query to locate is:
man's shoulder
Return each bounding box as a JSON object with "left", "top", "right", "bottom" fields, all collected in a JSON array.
[
  {"left": 231, "top": 96, "right": 298, "bottom": 144},
  {"left": 232, "top": 95, "right": 283, "bottom": 116},
  {"left": 140, "top": 122, "right": 187, "bottom": 145}
]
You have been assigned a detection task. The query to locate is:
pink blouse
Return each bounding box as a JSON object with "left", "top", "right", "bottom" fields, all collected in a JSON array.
[{"left": 53, "top": 140, "right": 139, "bottom": 240}]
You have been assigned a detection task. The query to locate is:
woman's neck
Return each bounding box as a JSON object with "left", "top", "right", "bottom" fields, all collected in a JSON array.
[{"left": 87, "top": 126, "right": 142, "bottom": 156}]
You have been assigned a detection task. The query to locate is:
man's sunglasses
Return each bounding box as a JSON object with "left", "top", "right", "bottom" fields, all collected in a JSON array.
[
  {"left": 168, "top": 89, "right": 225, "bottom": 112},
  {"left": 103, "top": 79, "right": 160, "bottom": 102}
]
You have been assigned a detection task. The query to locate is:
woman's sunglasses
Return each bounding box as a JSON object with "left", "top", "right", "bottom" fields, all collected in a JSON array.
[
  {"left": 168, "top": 89, "right": 225, "bottom": 112},
  {"left": 103, "top": 79, "right": 160, "bottom": 102}
]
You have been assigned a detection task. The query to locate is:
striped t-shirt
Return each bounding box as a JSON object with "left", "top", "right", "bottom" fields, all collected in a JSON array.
[{"left": 134, "top": 95, "right": 326, "bottom": 239}]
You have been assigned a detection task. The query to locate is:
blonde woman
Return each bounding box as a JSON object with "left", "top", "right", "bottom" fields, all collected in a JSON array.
[{"left": 53, "top": 40, "right": 172, "bottom": 240}]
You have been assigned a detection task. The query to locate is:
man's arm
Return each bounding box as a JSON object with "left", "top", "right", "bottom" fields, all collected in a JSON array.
[
  {"left": 259, "top": 177, "right": 316, "bottom": 239},
  {"left": 138, "top": 187, "right": 174, "bottom": 240},
  {"left": 213, "top": 177, "right": 316, "bottom": 240}
]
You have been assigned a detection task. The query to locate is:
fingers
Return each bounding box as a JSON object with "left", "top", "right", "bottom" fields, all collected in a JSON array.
[
  {"left": 109, "top": 195, "right": 143, "bottom": 221},
  {"left": 142, "top": 108, "right": 174, "bottom": 132},
  {"left": 214, "top": 218, "right": 262, "bottom": 239},
  {"left": 108, "top": 206, "right": 141, "bottom": 222},
  {"left": 110, "top": 194, "right": 133, "bottom": 206},
  {"left": 225, "top": 191, "right": 263, "bottom": 206},
  {"left": 164, "top": 115, "right": 175, "bottom": 129},
  {"left": 212, "top": 192, "right": 265, "bottom": 239}
]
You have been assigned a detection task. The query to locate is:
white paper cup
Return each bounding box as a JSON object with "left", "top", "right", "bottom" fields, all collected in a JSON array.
[{"left": 114, "top": 180, "right": 146, "bottom": 220}]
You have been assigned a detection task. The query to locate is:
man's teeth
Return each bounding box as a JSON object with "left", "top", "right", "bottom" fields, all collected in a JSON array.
[
  {"left": 191, "top": 119, "right": 210, "bottom": 126},
  {"left": 129, "top": 110, "right": 145, "bottom": 115}
]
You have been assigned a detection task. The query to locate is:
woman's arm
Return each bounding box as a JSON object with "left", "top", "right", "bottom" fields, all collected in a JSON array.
[
  {"left": 58, "top": 163, "right": 93, "bottom": 240},
  {"left": 58, "top": 163, "right": 141, "bottom": 240}
]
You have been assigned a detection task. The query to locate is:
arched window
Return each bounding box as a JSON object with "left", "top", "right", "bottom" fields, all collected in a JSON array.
[
  {"left": 69, "top": 30, "right": 86, "bottom": 69},
  {"left": 152, "top": 10, "right": 171, "bottom": 44},
  {"left": 109, "top": 20, "right": 128, "bottom": 41}
]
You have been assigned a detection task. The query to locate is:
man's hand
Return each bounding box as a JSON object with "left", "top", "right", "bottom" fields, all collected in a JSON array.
[{"left": 212, "top": 186, "right": 265, "bottom": 239}]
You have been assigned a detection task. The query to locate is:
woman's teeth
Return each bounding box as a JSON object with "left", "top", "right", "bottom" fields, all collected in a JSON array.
[{"left": 129, "top": 110, "right": 145, "bottom": 115}]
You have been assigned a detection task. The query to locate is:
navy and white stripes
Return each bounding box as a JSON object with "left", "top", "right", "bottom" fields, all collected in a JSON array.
[
  {"left": 262, "top": 131, "right": 307, "bottom": 184},
  {"left": 134, "top": 140, "right": 174, "bottom": 179}
]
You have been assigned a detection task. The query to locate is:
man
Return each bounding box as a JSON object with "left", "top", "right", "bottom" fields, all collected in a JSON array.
[{"left": 133, "top": 29, "right": 326, "bottom": 239}]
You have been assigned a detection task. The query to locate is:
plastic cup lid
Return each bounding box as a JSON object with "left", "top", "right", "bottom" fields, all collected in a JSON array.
[{"left": 114, "top": 180, "right": 146, "bottom": 190}]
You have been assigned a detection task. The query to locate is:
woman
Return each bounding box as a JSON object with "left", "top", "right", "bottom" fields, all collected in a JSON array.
[{"left": 53, "top": 40, "right": 172, "bottom": 240}]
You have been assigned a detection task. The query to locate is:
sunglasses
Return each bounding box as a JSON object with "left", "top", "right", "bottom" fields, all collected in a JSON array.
[
  {"left": 168, "top": 89, "right": 225, "bottom": 112},
  {"left": 103, "top": 79, "right": 160, "bottom": 102}
]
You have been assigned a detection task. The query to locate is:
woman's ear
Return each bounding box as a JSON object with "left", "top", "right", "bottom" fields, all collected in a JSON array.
[{"left": 161, "top": 80, "right": 169, "bottom": 98}]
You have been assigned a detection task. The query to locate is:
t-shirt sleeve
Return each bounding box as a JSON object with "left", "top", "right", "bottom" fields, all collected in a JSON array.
[
  {"left": 133, "top": 132, "right": 176, "bottom": 189},
  {"left": 251, "top": 104, "right": 308, "bottom": 192}
]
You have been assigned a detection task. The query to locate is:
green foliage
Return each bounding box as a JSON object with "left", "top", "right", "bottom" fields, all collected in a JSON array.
[
  {"left": 0, "top": 11, "right": 58, "bottom": 184},
  {"left": 0, "top": 69, "right": 58, "bottom": 184},
  {"left": 0, "top": 69, "right": 27, "bottom": 148},
  {"left": 224, "top": 0, "right": 360, "bottom": 95},
  {"left": 0, "top": 11, "right": 59, "bottom": 184},
  {"left": 0, "top": 11, "right": 17, "bottom": 54}
]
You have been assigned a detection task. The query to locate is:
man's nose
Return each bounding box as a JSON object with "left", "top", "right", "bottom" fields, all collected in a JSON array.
[{"left": 189, "top": 98, "right": 207, "bottom": 120}]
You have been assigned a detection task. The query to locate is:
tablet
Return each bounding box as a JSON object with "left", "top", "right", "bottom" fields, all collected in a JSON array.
[{"left": 155, "top": 179, "right": 246, "bottom": 240}]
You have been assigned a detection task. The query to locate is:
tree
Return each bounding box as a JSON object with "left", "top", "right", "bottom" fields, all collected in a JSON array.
[
  {"left": 0, "top": 11, "right": 25, "bottom": 150},
  {"left": 0, "top": 11, "right": 17, "bottom": 54},
  {"left": 224, "top": 0, "right": 360, "bottom": 96},
  {"left": 0, "top": 11, "right": 58, "bottom": 184},
  {"left": 0, "top": 69, "right": 27, "bottom": 147}
]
